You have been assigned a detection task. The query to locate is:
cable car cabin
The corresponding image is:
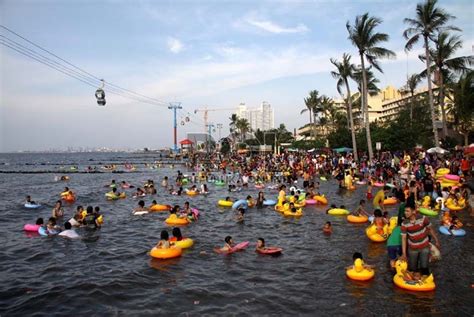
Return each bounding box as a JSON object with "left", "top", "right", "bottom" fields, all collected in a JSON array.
[{"left": 95, "top": 88, "right": 106, "bottom": 106}]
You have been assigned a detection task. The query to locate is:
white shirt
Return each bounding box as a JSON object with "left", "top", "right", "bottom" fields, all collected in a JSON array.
[
  {"left": 68, "top": 217, "right": 80, "bottom": 227},
  {"left": 58, "top": 229, "right": 80, "bottom": 239}
]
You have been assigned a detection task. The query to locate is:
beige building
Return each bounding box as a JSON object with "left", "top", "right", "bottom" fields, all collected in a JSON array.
[{"left": 297, "top": 85, "right": 440, "bottom": 140}]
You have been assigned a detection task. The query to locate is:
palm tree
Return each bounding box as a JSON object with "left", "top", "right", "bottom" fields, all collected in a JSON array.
[
  {"left": 235, "top": 118, "right": 250, "bottom": 142},
  {"left": 400, "top": 74, "right": 422, "bottom": 123},
  {"left": 353, "top": 66, "right": 381, "bottom": 97},
  {"left": 347, "top": 13, "right": 395, "bottom": 160},
  {"left": 318, "top": 96, "right": 337, "bottom": 132},
  {"left": 330, "top": 53, "right": 358, "bottom": 161},
  {"left": 303, "top": 90, "right": 321, "bottom": 140},
  {"left": 403, "top": 0, "right": 460, "bottom": 147},
  {"left": 407, "top": 75, "right": 422, "bottom": 124},
  {"left": 419, "top": 32, "right": 473, "bottom": 137},
  {"left": 229, "top": 113, "right": 238, "bottom": 149},
  {"left": 448, "top": 70, "right": 474, "bottom": 145},
  {"left": 353, "top": 66, "right": 381, "bottom": 126}
]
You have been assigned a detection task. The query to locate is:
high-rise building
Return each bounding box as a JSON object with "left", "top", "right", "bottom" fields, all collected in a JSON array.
[{"left": 236, "top": 102, "right": 274, "bottom": 131}]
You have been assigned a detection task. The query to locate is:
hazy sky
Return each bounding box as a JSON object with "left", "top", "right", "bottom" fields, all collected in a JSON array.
[{"left": 0, "top": 0, "right": 472, "bottom": 152}]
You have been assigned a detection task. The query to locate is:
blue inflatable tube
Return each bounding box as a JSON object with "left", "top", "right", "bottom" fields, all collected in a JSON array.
[
  {"left": 38, "top": 226, "right": 48, "bottom": 236},
  {"left": 439, "top": 226, "right": 466, "bottom": 237},
  {"left": 263, "top": 199, "right": 276, "bottom": 206},
  {"left": 232, "top": 199, "right": 248, "bottom": 210}
]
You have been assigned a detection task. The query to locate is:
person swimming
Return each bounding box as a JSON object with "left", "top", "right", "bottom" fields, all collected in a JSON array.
[
  {"left": 323, "top": 221, "right": 332, "bottom": 234},
  {"left": 236, "top": 208, "right": 245, "bottom": 222},
  {"left": 218, "top": 236, "right": 233, "bottom": 252},
  {"left": 155, "top": 230, "right": 170, "bottom": 249},
  {"left": 25, "top": 195, "right": 37, "bottom": 205},
  {"left": 256, "top": 237, "right": 267, "bottom": 251}
]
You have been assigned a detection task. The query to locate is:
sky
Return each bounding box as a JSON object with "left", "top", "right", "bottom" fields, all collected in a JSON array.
[{"left": 0, "top": 0, "right": 472, "bottom": 152}]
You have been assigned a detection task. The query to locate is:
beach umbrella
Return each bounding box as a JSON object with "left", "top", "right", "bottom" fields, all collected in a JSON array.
[
  {"left": 426, "top": 147, "right": 449, "bottom": 154},
  {"left": 333, "top": 147, "right": 353, "bottom": 153}
]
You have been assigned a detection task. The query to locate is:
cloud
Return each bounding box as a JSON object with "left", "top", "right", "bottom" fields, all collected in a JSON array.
[
  {"left": 246, "top": 18, "right": 309, "bottom": 34},
  {"left": 167, "top": 37, "right": 184, "bottom": 53},
  {"left": 138, "top": 46, "right": 335, "bottom": 100}
]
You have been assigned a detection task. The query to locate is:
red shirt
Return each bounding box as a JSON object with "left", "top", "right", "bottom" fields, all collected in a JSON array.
[{"left": 401, "top": 215, "right": 431, "bottom": 249}]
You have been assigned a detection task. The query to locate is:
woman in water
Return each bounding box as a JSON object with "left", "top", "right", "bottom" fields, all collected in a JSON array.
[
  {"left": 52, "top": 200, "right": 64, "bottom": 218},
  {"left": 256, "top": 191, "right": 265, "bottom": 209},
  {"left": 155, "top": 230, "right": 170, "bottom": 249}
]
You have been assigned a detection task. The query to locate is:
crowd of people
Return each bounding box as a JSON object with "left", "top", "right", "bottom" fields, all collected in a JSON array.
[{"left": 24, "top": 147, "right": 472, "bottom": 285}]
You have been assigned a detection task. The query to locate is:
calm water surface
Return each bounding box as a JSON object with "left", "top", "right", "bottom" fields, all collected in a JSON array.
[{"left": 0, "top": 153, "right": 473, "bottom": 316}]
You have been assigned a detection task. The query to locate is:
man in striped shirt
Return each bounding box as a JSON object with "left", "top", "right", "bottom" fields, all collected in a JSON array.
[{"left": 400, "top": 205, "right": 440, "bottom": 279}]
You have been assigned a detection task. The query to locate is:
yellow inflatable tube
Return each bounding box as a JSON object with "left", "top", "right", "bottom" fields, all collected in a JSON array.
[
  {"left": 393, "top": 260, "right": 435, "bottom": 291},
  {"left": 218, "top": 200, "right": 233, "bottom": 207},
  {"left": 171, "top": 238, "right": 194, "bottom": 249},
  {"left": 384, "top": 197, "right": 397, "bottom": 205},
  {"left": 314, "top": 195, "right": 328, "bottom": 205},
  {"left": 150, "top": 247, "right": 182, "bottom": 259},
  {"left": 328, "top": 208, "right": 350, "bottom": 215},
  {"left": 365, "top": 223, "right": 388, "bottom": 242},
  {"left": 283, "top": 209, "right": 303, "bottom": 217},
  {"left": 165, "top": 215, "right": 189, "bottom": 225},
  {"left": 347, "top": 215, "right": 368, "bottom": 223},
  {"left": 346, "top": 259, "right": 374, "bottom": 281}
]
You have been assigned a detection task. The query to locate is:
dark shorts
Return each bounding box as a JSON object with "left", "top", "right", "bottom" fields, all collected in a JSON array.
[
  {"left": 387, "top": 245, "right": 402, "bottom": 260},
  {"left": 303, "top": 181, "right": 309, "bottom": 188}
]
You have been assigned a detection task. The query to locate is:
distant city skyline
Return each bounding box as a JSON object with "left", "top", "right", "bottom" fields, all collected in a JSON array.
[
  {"left": 1, "top": 0, "right": 472, "bottom": 152},
  {"left": 236, "top": 102, "right": 275, "bottom": 132}
]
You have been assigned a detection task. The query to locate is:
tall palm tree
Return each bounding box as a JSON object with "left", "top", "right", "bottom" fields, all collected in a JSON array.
[
  {"left": 303, "top": 90, "right": 321, "bottom": 140},
  {"left": 399, "top": 74, "right": 422, "bottom": 123},
  {"left": 318, "top": 96, "right": 338, "bottom": 133},
  {"left": 353, "top": 66, "right": 381, "bottom": 97},
  {"left": 403, "top": 0, "right": 459, "bottom": 146},
  {"left": 229, "top": 113, "right": 238, "bottom": 148},
  {"left": 330, "top": 53, "right": 358, "bottom": 161},
  {"left": 353, "top": 66, "right": 381, "bottom": 125},
  {"left": 235, "top": 118, "right": 250, "bottom": 142},
  {"left": 347, "top": 13, "right": 395, "bottom": 160},
  {"left": 419, "top": 32, "right": 473, "bottom": 137}
]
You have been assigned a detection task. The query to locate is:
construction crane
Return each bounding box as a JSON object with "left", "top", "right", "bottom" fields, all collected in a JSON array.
[{"left": 194, "top": 106, "right": 235, "bottom": 133}]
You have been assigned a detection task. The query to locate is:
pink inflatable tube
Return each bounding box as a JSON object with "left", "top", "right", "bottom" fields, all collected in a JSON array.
[
  {"left": 24, "top": 224, "right": 41, "bottom": 232},
  {"left": 444, "top": 174, "right": 460, "bottom": 181}
]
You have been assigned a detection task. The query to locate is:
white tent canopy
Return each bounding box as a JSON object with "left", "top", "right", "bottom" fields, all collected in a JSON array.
[{"left": 426, "top": 147, "right": 449, "bottom": 154}]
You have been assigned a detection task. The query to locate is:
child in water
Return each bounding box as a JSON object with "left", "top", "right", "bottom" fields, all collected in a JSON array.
[
  {"left": 219, "top": 236, "right": 233, "bottom": 252},
  {"left": 256, "top": 237, "right": 267, "bottom": 251},
  {"left": 133, "top": 200, "right": 148, "bottom": 212},
  {"left": 373, "top": 209, "right": 387, "bottom": 236},
  {"left": 246, "top": 195, "right": 255, "bottom": 208},
  {"left": 45, "top": 217, "right": 61, "bottom": 235},
  {"left": 181, "top": 202, "right": 197, "bottom": 221},
  {"left": 347, "top": 252, "right": 373, "bottom": 271},
  {"left": 323, "top": 221, "right": 332, "bottom": 234},
  {"left": 25, "top": 195, "right": 37, "bottom": 205},
  {"left": 367, "top": 178, "right": 373, "bottom": 200},
  {"left": 352, "top": 200, "right": 369, "bottom": 217},
  {"left": 171, "top": 227, "right": 183, "bottom": 242},
  {"left": 155, "top": 230, "right": 170, "bottom": 249},
  {"left": 449, "top": 215, "right": 463, "bottom": 233},
  {"left": 236, "top": 208, "right": 245, "bottom": 222}
]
